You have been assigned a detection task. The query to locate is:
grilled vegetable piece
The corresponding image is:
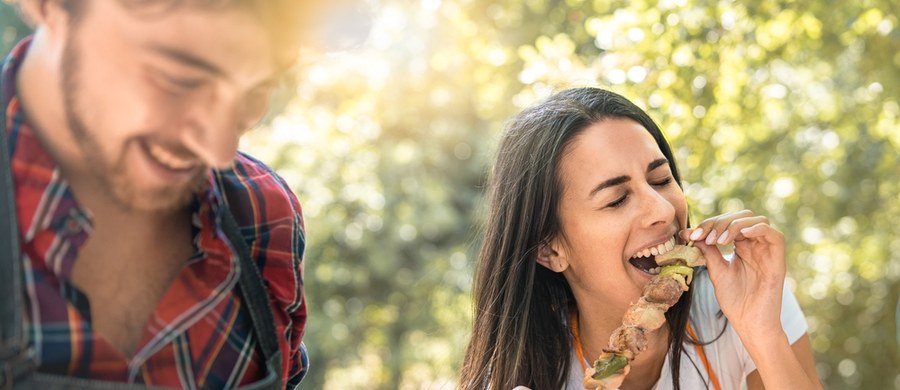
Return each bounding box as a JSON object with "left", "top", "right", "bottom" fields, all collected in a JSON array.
[
  {"left": 655, "top": 244, "right": 703, "bottom": 267},
  {"left": 591, "top": 352, "right": 629, "bottom": 380}
]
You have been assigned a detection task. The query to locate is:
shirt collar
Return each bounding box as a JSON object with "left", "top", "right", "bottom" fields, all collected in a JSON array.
[{"left": 1, "top": 35, "right": 29, "bottom": 108}]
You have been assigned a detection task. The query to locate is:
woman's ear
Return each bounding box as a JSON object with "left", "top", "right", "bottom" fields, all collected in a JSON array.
[{"left": 536, "top": 238, "right": 569, "bottom": 273}]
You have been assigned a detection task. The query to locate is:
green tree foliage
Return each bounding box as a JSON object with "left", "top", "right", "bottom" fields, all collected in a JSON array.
[
  {"left": 2, "top": 0, "right": 898, "bottom": 388},
  {"left": 1, "top": 5, "right": 28, "bottom": 55}
]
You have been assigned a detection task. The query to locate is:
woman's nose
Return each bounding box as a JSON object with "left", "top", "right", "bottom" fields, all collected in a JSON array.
[{"left": 640, "top": 186, "right": 676, "bottom": 228}]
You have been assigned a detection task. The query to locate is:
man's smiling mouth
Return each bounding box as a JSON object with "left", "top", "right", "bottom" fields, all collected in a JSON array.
[{"left": 145, "top": 142, "right": 200, "bottom": 172}]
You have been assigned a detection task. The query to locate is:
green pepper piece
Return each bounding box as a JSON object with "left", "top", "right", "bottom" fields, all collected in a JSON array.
[
  {"left": 592, "top": 354, "right": 629, "bottom": 380},
  {"left": 659, "top": 264, "right": 692, "bottom": 278},
  {"left": 659, "top": 264, "right": 694, "bottom": 285}
]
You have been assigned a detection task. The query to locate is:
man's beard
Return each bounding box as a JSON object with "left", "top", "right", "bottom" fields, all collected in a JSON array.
[{"left": 59, "top": 35, "right": 207, "bottom": 213}]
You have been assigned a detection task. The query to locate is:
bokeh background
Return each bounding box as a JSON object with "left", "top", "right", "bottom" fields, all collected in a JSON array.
[{"left": 2, "top": 0, "right": 898, "bottom": 388}]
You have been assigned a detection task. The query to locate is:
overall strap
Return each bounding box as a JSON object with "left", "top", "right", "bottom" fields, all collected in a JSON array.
[
  {"left": 0, "top": 88, "right": 35, "bottom": 390},
  {"left": 220, "top": 209, "right": 284, "bottom": 390}
]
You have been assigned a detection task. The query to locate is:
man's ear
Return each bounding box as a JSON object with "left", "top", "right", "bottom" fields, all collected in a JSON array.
[
  {"left": 536, "top": 237, "right": 569, "bottom": 273},
  {"left": 17, "top": 0, "right": 67, "bottom": 29},
  {"left": 17, "top": 0, "right": 46, "bottom": 26}
]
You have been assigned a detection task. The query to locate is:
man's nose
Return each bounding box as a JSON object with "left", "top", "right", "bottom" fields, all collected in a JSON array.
[{"left": 180, "top": 94, "right": 243, "bottom": 170}]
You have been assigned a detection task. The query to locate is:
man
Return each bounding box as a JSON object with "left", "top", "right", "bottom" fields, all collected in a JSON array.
[{"left": 1, "top": 0, "right": 316, "bottom": 388}]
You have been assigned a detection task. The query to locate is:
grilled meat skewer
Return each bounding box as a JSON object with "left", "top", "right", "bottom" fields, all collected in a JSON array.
[{"left": 584, "top": 244, "right": 704, "bottom": 390}]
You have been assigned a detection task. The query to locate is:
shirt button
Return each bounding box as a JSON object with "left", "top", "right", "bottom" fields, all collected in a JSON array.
[{"left": 65, "top": 218, "right": 82, "bottom": 235}]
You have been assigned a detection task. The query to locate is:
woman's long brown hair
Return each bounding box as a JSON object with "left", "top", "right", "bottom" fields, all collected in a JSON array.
[{"left": 459, "top": 87, "right": 693, "bottom": 390}]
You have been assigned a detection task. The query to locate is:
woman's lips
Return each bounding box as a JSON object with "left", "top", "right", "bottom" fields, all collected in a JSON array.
[{"left": 629, "top": 236, "right": 678, "bottom": 275}]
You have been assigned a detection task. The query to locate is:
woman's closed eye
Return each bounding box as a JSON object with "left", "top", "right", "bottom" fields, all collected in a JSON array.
[
  {"left": 606, "top": 191, "right": 630, "bottom": 209},
  {"left": 651, "top": 176, "right": 673, "bottom": 187},
  {"left": 604, "top": 177, "right": 673, "bottom": 209}
]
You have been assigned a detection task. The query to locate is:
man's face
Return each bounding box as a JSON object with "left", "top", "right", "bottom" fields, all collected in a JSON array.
[{"left": 57, "top": 1, "right": 287, "bottom": 212}]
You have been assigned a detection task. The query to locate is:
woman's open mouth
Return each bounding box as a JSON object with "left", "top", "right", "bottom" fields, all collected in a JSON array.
[{"left": 628, "top": 237, "right": 676, "bottom": 275}]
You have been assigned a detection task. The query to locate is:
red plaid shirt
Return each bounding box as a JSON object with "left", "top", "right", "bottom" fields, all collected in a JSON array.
[{"left": 2, "top": 37, "right": 308, "bottom": 389}]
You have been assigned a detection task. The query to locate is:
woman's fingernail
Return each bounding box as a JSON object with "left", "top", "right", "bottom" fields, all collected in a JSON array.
[
  {"left": 705, "top": 229, "right": 718, "bottom": 245},
  {"left": 689, "top": 228, "right": 703, "bottom": 241},
  {"left": 717, "top": 230, "right": 729, "bottom": 244}
]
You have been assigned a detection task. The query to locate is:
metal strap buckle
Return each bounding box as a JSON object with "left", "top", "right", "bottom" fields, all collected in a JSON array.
[
  {"left": 0, "top": 344, "right": 35, "bottom": 390},
  {"left": 1, "top": 365, "right": 11, "bottom": 390}
]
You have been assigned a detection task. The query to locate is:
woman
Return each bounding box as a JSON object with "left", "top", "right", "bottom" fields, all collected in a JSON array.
[{"left": 459, "top": 87, "right": 820, "bottom": 390}]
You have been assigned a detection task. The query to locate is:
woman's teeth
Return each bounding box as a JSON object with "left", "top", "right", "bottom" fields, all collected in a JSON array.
[{"left": 632, "top": 237, "right": 676, "bottom": 259}]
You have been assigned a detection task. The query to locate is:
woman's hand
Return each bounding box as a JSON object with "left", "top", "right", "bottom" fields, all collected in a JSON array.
[{"left": 680, "top": 210, "right": 786, "bottom": 340}]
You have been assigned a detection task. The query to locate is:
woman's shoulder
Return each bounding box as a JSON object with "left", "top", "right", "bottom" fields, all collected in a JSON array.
[
  {"left": 687, "top": 269, "right": 734, "bottom": 343},
  {"left": 689, "top": 269, "right": 720, "bottom": 317}
]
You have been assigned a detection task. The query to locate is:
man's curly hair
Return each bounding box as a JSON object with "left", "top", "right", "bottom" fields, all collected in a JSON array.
[{"left": 11, "top": 0, "right": 343, "bottom": 51}]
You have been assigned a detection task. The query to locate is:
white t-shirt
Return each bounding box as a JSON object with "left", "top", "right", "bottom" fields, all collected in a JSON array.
[{"left": 564, "top": 269, "right": 808, "bottom": 390}]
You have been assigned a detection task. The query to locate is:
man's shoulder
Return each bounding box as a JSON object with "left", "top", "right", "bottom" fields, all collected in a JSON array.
[{"left": 214, "top": 151, "right": 304, "bottom": 231}]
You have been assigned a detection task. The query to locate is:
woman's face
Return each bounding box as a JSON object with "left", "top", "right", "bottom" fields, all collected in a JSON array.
[{"left": 545, "top": 118, "right": 688, "bottom": 312}]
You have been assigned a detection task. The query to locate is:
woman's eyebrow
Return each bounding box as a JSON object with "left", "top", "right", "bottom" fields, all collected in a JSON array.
[
  {"left": 588, "top": 158, "right": 670, "bottom": 198},
  {"left": 648, "top": 158, "right": 669, "bottom": 172},
  {"left": 589, "top": 175, "right": 630, "bottom": 198}
]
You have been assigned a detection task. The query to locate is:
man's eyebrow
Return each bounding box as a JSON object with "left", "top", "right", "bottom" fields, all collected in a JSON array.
[
  {"left": 256, "top": 64, "right": 293, "bottom": 89},
  {"left": 588, "top": 158, "right": 670, "bottom": 198},
  {"left": 149, "top": 44, "right": 224, "bottom": 77}
]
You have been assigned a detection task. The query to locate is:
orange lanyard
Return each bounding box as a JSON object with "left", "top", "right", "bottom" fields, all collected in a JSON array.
[
  {"left": 570, "top": 310, "right": 721, "bottom": 390},
  {"left": 685, "top": 322, "right": 722, "bottom": 390},
  {"left": 571, "top": 310, "right": 589, "bottom": 371}
]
